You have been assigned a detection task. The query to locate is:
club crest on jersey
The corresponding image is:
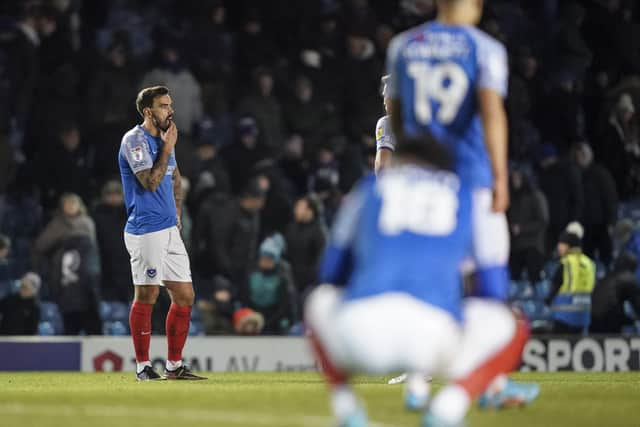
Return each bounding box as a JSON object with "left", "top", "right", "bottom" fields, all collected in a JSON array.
[{"left": 146, "top": 268, "right": 157, "bottom": 278}]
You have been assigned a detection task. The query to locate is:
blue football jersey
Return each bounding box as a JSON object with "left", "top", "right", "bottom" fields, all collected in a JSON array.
[
  {"left": 118, "top": 125, "right": 177, "bottom": 235},
  {"left": 319, "top": 165, "right": 472, "bottom": 321},
  {"left": 386, "top": 22, "right": 508, "bottom": 189}
]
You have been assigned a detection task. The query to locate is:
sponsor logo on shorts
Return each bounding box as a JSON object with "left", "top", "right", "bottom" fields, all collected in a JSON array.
[{"left": 146, "top": 268, "right": 157, "bottom": 278}]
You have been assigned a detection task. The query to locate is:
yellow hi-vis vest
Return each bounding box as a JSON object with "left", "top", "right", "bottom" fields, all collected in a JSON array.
[{"left": 559, "top": 250, "right": 596, "bottom": 296}]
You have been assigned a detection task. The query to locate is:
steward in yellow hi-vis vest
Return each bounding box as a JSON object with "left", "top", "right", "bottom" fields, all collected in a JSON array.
[{"left": 546, "top": 227, "right": 596, "bottom": 333}]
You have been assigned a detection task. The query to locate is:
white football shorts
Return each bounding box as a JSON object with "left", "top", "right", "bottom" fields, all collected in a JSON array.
[
  {"left": 124, "top": 226, "right": 191, "bottom": 285},
  {"left": 305, "top": 285, "right": 461, "bottom": 376}
]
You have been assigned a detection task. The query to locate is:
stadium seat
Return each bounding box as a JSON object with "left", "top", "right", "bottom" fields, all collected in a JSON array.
[
  {"left": 39, "top": 302, "right": 64, "bottom": 335},
  {"left": 103, "top": 320, "right": 128, "bottom": 336},
  {"left": 38, "top": 321, "right": 55, "bottom": 336},
  {"left": 109, "top": 302, "right": 129, "bottom": 322},
  {"left": 189, "top": 320, "right": 204, "bottom": 336},
  {"left": 190, "top": 305, "right": 202, "bottom": 322},
  {"left": 99, "top": 301, "right": 112, "bottom": 321}
]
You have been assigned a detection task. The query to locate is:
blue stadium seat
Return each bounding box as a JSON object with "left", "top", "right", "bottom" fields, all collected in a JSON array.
[
  {"left": 109, "top": 302, "right": 129, "bottom": 322},
  {"left": 189, "top": 321, "right": 204, "bottom": 336},
  {"left": 99, "top": 301, "right": 112, "bottom": 321},
  {"left": 534, "top": 280, "right": 550, "bottom": 301},
  {"left": 38, "top": 321, "right": 55, "bottom": 336},
  {"left": 39, "top": 302, "right": 64, "bottom": 335},
  {"left": 190, "top": 305, "right": 202, "bottom": 322},
  {"left": 103, "top": 320, "right": 128, "bottom": 336},
  {"left": 288, "top": 322, "right": 305, "bottom": 336}
]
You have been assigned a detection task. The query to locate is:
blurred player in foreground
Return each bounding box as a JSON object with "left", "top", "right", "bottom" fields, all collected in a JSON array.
[
  {"left": 383, "top": 0, "right": 539, "bottom": 406},
  {"left": 119, "top": 86, "right": 205, "bottom": 381},
  {"left": 305, "top": 135, "right": 529, "bottom": 427}
]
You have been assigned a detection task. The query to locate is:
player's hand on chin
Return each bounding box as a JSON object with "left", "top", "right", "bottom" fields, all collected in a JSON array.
[{"left": 161, "top": 120, "right": 178, "bottom": 150}]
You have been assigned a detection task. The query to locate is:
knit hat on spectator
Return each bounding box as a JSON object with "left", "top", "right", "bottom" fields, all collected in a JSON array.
[
  {"left": 259, "top": 233, "right": 285, "bottom": 263},
  {"left": 232, "top": 308, "right": 264, "bottom": 335},
  {"left": 559, "top": 221, "right": 584, "bottom": 248}
]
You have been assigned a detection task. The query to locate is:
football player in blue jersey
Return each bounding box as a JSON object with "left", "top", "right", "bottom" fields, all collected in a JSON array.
[
  {"left": 119, "top": 86, "right": 205, "bottom": 381},
  {"left": 383, "top": 0, "right": 539, "bottom": 412},
  {"left": 306, "top": 135, "right": 530, "bottom": 427}
]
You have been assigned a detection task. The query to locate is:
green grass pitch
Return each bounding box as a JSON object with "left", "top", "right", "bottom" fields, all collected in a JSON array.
[{"left": 0, "top": 372, "right": 638, "bottom": 427}]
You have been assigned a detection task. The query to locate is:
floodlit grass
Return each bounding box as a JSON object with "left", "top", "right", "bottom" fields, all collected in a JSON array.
[{"left": 0, "top": 372, "right": 638, "bottom": 427}]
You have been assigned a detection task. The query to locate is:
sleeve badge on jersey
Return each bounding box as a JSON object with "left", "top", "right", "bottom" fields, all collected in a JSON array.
[
  {"left": 130, "top": 146, "right": 143, "bottom": 163},
  {"left": 376, "top": 126, "right": 384, "bottom": 141}
]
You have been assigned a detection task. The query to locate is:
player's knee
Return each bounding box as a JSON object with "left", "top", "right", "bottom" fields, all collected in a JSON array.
[
  {"left": 134, "top": 285, "right": 160, "bottom": 305},
  {"left": 464, "top": 299, "right": 516, "bottom": 346},
  {"left": 172, "top": 285, "right": 195, "bottom": 306},
  {"left": 304, "top": 284, "right": 341, "bottom": 331}
]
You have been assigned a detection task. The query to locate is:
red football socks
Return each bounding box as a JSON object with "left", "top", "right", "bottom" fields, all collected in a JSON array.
[
  {"left": 166, "top": 303, "right": 191, "bottom": 363},
  {"left": 129, "top": 301, "right": 153, "bottom": 362}
]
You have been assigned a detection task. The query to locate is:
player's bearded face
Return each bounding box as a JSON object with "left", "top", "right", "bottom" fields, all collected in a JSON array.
[{"left": 151, "top": 110, "right": 172, "bottom": 132}]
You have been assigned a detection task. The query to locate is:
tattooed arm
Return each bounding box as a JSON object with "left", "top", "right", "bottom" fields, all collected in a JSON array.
[{"left": 134, "top": 122, "right": 177, "bottom": 192}]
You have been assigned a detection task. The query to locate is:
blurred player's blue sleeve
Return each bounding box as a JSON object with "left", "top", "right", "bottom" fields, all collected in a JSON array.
[
  {"left": 319, "top": 182, "right": 367, "bottom": 286},
  {"left": 470, "top": 29, "right": 508, "bottom": 98}
]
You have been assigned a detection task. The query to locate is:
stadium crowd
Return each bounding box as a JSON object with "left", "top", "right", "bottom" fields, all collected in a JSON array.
[{"left": 1, "top": 0, "right": 640, "bottom": 336}]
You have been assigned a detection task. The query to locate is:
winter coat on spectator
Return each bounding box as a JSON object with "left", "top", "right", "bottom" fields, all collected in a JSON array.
[
  {"left": 34, "top": 212, "right": 96, "bottom": 260},
  {"left": 193, "top": 194, "right": 260, "bottom": 293},
  {"left": 574, "top": 143, "right": 618, "bottom": 265},
  {"left": 92, "top": 201, "right": 131, "bottom": 302},
  {"left": 591, "top": 253, "right": 640, "bottom": 333},
  {"left": 247, "top": 235, "right": 298, "bottom": 334},
  {"left": 538, "top": 150, "right": 583, "bottom": 250},
  {"left": 284, "top": 218, "right": 327, "bottom": 292},
  {"left": 48, "top": 235, "right": 102, "bottom": 335},
  {"left": 0, "top": 293, "right": 39, "bottom": 335},
  {"left": 508, "top": 175, "right": 549, "bottom": 254},
  {"left": 236, "top": 92, "right": 284, "bottom": 152}
]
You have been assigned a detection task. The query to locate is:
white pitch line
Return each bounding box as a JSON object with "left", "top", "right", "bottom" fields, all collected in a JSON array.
[{"left": 0, "top": 402, "right": 398, "bottom": 427}]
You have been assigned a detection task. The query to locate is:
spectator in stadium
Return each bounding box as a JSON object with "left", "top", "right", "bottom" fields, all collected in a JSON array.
[
  {"left": 35, "top": 121, "right": 94, "bottom": 214},
  {"left": 221, "top": 116, "right": 269, "bottom": 194},
  {"left": 599, "top": 92, "right": 640, "bottom": 199},
  {"left": 92, "top": 181, "right": 131, "bottom": 303},
  {"left": 246, "top": 234, "right": 298, "bottom": 335},
  {"left": 0, "top": 234, "right": 13, "bottom": 299},
  {"left": 188, "top": 122, "right": 231, "bottom": 212},
  {"left": 197, "top": 275, "right": 236, "bottom": 335},
  {"left": 235, "top": 10, "right": 278, "bottom": 81},
  {"left": 0, "top": 174, "right": 43, "bottom": 278},
  {"left": 85, "top": 33, "right": 140, "bottom": 181},
  {"left": 34, "top": 193, "right": 96, "bottom": 265},
  {"left": 253, "top": 166, "right": 294, "bottom": 239},
  {"left": 277, "top": 134, "right": 310, "bottom": 197},
  {"left": 284, "top": 194, "right": 327, "bottom": 297},
  {"left": 537, "top": 144, "right": 583, "bottom": 253},
  {"left": 590, "top": 252, "right": 640, "bottom": 333},
  {"left": 572, "top": 142, "right": 618, "bottom": 267},
  {"left": 546, "top": 222, "right": 596, "bottom": 334},
  {"left": 308, "top": 144, "right": 342, "bottom": 224},
  {"left": 0, "top": 272, "right": 41, "bottom": 335},
  {"left": 193, "top": 178, "right": 266, "bottom": 300},
  {"left": 283, "top": 75, "right": 326, "bottom": 145},
  {"left": 0, "top": 1, "right": 57, "bottom": 162},
  {"left": 343, "top": 28, "right": 383, "bottom": 142},
  {"left": 614, "top": 219, "right": 640, "bottom": 282},
  {"left": 236, "top": 67, "right": 284, "bottom": 152},
  {"left": 551, "top": 2, "right": 592, "bottom": 81},
  {"left": 188, "top": 0, "right": 235, "bottom": 84},
  {"left": 140, "top": 41, "right": 203, "bottom": 137},
  {"left": 507, "top": 166, "right": 549, "bottom": 292}
]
